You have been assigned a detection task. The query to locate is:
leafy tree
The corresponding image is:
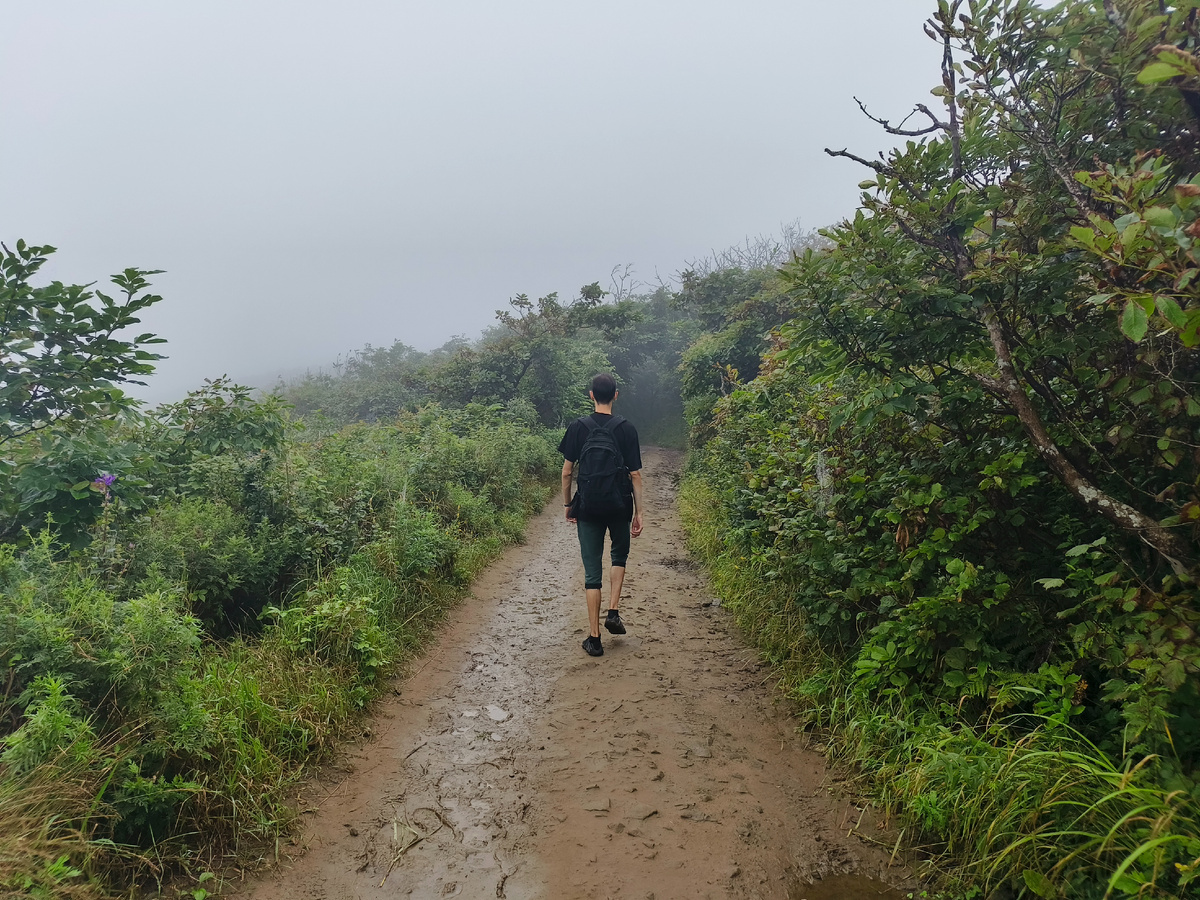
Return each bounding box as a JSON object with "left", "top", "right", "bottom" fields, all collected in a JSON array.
[
  {"left": 282, "top": 342, "right": 438, "bottom": 424},
  {"left": 683, "top": 3, "right": 1200, "bottom": 893},
  {"left": 787, "top": 0, "right": 1200, "bottom": 574},
  {"left": 0, "top": 241, "right": 164, "bottom": 447},
  {"left": 604, "top": 287, "right": 693, "bottom": 446},
  {"left": 431, "top": 285, "right": 639, "bottom": 425},
  {"left": 674, "top": 267, "right": 795, "bottom": 441}
]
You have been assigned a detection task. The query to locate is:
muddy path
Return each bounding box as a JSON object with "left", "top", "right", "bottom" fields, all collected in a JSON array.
[{"left": 241, "top": 449, "right": 913, "bottom": 900}]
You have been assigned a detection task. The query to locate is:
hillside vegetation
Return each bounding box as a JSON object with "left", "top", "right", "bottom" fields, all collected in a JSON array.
[
  {"left": 680, "top": 2, "right": 1200, "bottom": 897},
  {"left": 3, "top": 1, "right": 1200, "bottom": 898}
]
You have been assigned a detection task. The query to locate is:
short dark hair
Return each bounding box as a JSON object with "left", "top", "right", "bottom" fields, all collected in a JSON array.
[{"left": 590, "top": 373, "right": 617, "bottom": 404}]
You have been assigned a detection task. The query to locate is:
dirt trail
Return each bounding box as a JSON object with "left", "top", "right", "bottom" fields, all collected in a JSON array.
[{"left": 242, "top": 449, "right": 912, "bottom": 900}]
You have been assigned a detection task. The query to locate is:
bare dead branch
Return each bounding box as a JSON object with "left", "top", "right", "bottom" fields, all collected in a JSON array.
[
  {"left": 825, "top": 147, "right": 890, "bottom": 174},
  {"left": 939, "top": 16, "right": 965, "bottom": 179},
  {"left": 852, "top": 96, "right": 944, "bottom": 137}
]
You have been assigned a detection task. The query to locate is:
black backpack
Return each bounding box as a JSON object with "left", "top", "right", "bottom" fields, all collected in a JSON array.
[{"left": 573, "top": 415, "right": 632, "bottom": 519}]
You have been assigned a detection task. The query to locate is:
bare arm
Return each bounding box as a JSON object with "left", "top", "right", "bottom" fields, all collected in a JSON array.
[
  {"left": 562, "top": 460, "right": 575, "bottom": 521},
  {"left": 630, "top": 469, "right": 644, "bottom": 537}
]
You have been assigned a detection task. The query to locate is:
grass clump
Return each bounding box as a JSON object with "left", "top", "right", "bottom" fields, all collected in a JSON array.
[{"left": 0, "top": 760, "right": 112, "bottom": 900}]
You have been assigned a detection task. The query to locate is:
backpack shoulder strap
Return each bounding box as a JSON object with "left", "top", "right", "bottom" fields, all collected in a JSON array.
[
  {"left": 579, "top": 415, "right": 601, "bottom": 433},
  {"left": 601, "top": 415, "right": 625, "bottom": 433}
]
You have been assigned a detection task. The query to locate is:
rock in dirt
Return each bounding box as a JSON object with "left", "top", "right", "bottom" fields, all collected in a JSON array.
[
  {"left": 582, "top": 797, "right": 611, "bottom": 812},
  {"left": 486, "top": 705, "right": 510, "bottom": 722}
]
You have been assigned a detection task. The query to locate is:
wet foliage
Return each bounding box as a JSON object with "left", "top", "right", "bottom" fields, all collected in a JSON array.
[
  {"left": 1, "top": 379, "right": 557, "bottom": 893},
  {"left": 680, "top": 1, "right": 1200, "bottom": 896}
]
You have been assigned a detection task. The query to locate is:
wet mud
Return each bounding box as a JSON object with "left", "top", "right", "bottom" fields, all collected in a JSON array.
[{"left": 240, "top": 448, "right": 914, "bottom": 899}]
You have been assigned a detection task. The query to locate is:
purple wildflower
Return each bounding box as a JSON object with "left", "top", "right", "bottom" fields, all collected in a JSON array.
[{"left": 93, "top": 473, "right": 116, "bottom": 500}]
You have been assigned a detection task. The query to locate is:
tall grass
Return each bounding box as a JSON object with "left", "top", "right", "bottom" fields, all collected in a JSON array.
[
  {"left": 678, "top": 477, "right": 1200, "bottom": 899},
  {"left": 0, "top": 754, "right": 118, "bottom": 899}
]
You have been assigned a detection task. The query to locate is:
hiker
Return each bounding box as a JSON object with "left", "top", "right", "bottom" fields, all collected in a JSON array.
[{"left": 559, "top": 373, "right": 644, "bottom": 657}]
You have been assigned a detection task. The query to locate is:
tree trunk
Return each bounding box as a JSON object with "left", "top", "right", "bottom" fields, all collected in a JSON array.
[{"left": 977, "top": 302, "right": 1193, "bottom": 576}]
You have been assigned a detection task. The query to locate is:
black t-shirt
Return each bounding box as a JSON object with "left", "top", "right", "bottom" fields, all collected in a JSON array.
[
  {"left": 558, "top": 413, "right": 643, "bottom": 471},
  {"left": 559, "top": 413, "right": 642, "bottom": 522}
]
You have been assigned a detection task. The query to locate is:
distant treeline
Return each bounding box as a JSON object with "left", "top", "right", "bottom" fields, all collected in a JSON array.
[{"left": 273, "top": 258, "right": 819, "bottom": 448}]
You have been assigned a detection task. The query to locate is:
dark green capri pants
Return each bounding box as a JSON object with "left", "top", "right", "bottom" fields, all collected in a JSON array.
[{"left": 577, "top": 519, "right": 631, "bottom": 590}]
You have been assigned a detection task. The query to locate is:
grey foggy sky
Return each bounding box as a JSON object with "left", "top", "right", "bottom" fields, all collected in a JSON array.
[{"left": 4, "top": 1, "right": 941, "bottom": 402}]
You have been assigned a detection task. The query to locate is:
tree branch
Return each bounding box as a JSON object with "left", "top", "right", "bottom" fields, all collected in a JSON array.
[
  {"left": 825, "top": 147, "right": 889, "bottom": 174},
  {"left": 852, "top": 96, "right": 946, "bottom": 136},
  {"left": 978, "top": 301, "right": 1192, "bottom": 574}
]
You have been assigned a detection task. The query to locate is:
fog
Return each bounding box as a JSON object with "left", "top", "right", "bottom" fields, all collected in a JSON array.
[{"left": 3, "top": 1, "right": 939, "bottom": 402}]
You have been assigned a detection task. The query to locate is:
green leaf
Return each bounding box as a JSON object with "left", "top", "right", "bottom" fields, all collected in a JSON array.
[
  {"left": 1155, "top": 295, "right": 1187, "bottom": 329},
  {"left": 1137, "top": 61, "right": 1185, "bottom": 84},
  {"left": 1069, "top": 225, "right": 1096, "bottom": 247},
  {"left": 945, "top": 647, "right": 968, "bottom": 669},
  {"left": 1143, "top": 206, "right": 1177, "bottom": 229},
  {"left": 1114, "top": 213, "right": 1140, "bottom": 232},
  {"left": 1121, "top": 302, "right": 1149, "bottom": 342},
  {"left": 943, "top": 671, "right": 968, "bottom": 688},
  {"left": 1022, "top": 869, "right": 1056, "bottom": 899},
  {"left": 946, "top": 558, "right": 965, "bottom": 575}
]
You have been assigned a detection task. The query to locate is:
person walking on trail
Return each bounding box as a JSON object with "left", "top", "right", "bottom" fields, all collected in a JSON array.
[{"left": 559, "top": 373, "right": 644, "bottom": 657}]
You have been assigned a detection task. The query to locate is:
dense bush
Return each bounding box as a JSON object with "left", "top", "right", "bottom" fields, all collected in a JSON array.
[
  {"left": 680, "top": 1, "right": 1200, "bottom": 896},
  {"left": 121, "top": 499, "right": 280, "bottom": 626}
]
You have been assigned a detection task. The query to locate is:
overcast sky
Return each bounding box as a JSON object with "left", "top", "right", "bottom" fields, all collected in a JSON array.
[{"left": 4, "top": 1, "right": 940, "bottom": 402}]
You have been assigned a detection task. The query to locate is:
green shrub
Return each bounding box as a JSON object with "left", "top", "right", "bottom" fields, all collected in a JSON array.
[
  {"left": 122, "top": 498, "right": 282, "bottom": 630},
  {"left": 270, "top": 564, "right": 398, "bottom": 689},
  {"left": 1, "top": 677, "right": 97, "bottom": 777},
  {"left": 680, "top": 475, "right": 1200, "bottom": 897}
]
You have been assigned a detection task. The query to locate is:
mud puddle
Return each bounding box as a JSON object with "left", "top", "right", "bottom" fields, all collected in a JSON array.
[
  {"left": 239, "top": 448, "right": 914, "bottom": 899},
  {"left": 793, "top": 874, "right": 911, "bottom": 900}
]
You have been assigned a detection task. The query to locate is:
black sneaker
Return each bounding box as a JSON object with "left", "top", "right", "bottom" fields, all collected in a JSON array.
[
  {"left": 582, "top": 635, "right": 604, "bottom": 657},
  {"left": 604, "top": 610, "right": 627, "bottom": 635}
]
